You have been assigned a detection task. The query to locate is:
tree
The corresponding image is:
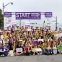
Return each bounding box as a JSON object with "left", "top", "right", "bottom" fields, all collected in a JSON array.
[
  {"left": 59, "top": 28, "right": 62, "bottom": 31},
  {"left": 0, "top": 9, "right": 4, "bottom": 29}
]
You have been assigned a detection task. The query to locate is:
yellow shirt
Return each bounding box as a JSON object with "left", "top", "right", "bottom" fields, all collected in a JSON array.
[
  {"left": 39, "top": 44, "right": 42, "bottom": 48},
  {"left": 47, "top": 45, "right": 51, "bottom": 49},
  {"left": 42, "top": 46, "right": 46, "bottom": 50},
  {"left": 32, "top": 48, "right": 36, "bottom": 52},
  {"left": 13, "top": 46, "right": 15, "bottom": 52},
  {"left": 3, "top": 34, "right": 7, "bottom": 39},
  {"left": 22, "top": 41, "right": 24, "bottom": 45},
  {"left": 10, "top": 34, "right": 12, "bottom": 37},
  {"left": 53, "top": 45, "right": 57, "bottom": 50}
]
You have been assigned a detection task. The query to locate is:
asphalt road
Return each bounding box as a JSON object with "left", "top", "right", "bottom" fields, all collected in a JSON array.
[{"left": 0, "top": 54, "right": 62, "bottom": 62}]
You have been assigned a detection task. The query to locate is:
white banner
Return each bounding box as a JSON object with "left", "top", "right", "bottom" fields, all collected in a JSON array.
[{"left": 4, "top": 17, "right": 12, "bottom": 29}]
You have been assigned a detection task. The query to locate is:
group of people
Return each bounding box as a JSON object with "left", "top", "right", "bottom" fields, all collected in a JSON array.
[{"left": 0, "top": 26, "right": 62, "bottom": 56}]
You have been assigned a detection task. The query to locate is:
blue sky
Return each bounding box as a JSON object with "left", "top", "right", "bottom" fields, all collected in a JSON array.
[{"left": 0, "top": 0, "right": 62, "bottom": 30}]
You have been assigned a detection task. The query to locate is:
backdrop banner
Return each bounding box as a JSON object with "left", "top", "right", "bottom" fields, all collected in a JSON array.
[
  {"left": 45, "top": 12, "right": 52, "bottom": 18},
  {"left": 15, "top": 12, "right": 41, "bottom": 20},
  {"left": 4, "top": 12, "right": 12, "bottom": 17}
]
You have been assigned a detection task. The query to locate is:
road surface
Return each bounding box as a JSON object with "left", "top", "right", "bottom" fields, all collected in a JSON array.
[{"left": 0, "top": 54, "right": 62, "bottom": 62}]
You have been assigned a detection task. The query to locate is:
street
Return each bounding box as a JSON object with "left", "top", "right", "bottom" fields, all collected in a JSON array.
[{"left": 0, "top": 54, "right": 62, "bottom": 62}]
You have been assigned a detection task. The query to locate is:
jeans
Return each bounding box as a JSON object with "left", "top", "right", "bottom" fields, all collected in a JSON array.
[
  {"left": 4, "top": 51, "right": 8, "bottom": 56},
  {"left": 53, "top": 50, "right": 57, "bottom": 54},
  {"left": 42, "top": 50, "right": 47, "bottom": 55},
  {"left": 46, "top": 49, "right": 53, "bottom": 54}
]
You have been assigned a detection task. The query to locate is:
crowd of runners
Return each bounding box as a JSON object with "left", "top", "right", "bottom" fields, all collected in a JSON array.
[{"left": 0, "top": 26, "right": 62, "bottom": 56}]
